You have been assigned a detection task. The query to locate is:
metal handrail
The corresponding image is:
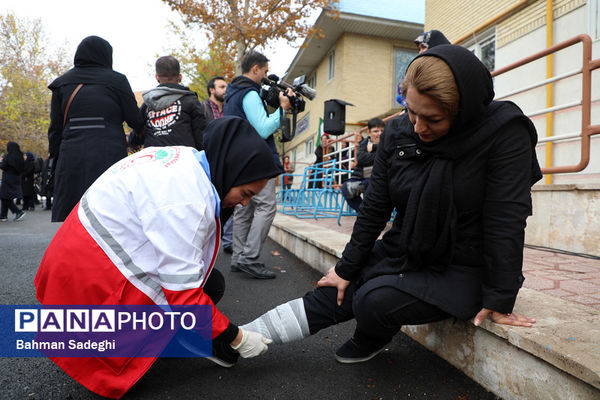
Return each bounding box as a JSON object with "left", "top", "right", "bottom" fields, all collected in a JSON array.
[
  {"left": 491, "top": 34, "right": 600, "bottom": 174},
  {"left": 494, "top": 68, "right": 581, "bottom": 100}
]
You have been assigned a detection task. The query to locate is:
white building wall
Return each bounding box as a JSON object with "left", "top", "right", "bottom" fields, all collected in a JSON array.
[{"left": 494, "top": 6, "right": 600, "bottom": 184}]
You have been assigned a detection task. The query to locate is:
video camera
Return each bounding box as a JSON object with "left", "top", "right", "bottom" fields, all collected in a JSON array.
[
  {"left": 261, "top": 74, "right": 317, "bottom": 141},
  {"left": 261, "top": 74, "right": 316, "bottom": 112}
]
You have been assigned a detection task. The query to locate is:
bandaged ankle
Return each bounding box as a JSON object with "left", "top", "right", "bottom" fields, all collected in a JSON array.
[{"left": 240, "top": 298, "right": 310, "bottom": 344}]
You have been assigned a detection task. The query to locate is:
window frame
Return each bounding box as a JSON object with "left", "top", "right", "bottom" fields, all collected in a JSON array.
[
  {"left": 305, "top": 139, "right": 314, "bottom": 157},
  {"left": 307, "top": 71, "right": 317, "bottom": 89},
  {"left": 464, "top": 27, "right": 496, "bottom": 72},
  {"left": 327, "top": 49, "right": 335, "bottom": 81}
]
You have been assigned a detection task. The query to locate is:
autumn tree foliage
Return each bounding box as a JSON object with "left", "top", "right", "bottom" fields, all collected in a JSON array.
[
  {"left": 0, "top": 13, "right": 69, "bottom": 156},
  {"left": 163, "top": 0, "right": 332, "bottom": 95},
  {"left": 167, "top": 22, "right": 237, "bottom": 98}
]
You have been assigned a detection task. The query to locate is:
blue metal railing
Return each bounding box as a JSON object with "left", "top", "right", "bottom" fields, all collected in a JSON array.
[{"left": 277, "top": 162, "right": 357, "bottom": 224}]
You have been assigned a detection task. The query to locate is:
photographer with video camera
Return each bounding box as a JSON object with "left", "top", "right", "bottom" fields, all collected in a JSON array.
[
  {"left": 223, "top": 51, "right": 291, "bottom": 280},
  {"left": 260, "top": 73, "right": 316, "bottom": 141}
]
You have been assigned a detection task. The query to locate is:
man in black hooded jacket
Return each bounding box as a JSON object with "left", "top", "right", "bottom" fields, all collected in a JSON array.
[{"left": 138, "top": 56, "right": 207, "bottom": 150}]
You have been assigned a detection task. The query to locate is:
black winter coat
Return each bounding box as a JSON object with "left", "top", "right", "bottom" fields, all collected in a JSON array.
[
  {"left": 47, "top": 36, "right": 144, "bottom": 222},
  {"left": 0, "top": 142, "right": 24, "bottom": 200},
  {"left": 335, "top": 45, "right": 542, "bottom": 320},
  {"left": 0, "top": 162, "right": 23, "bottom": 199},
  {"left": 21, "top": 160, "right": 35, "bottom": 197},
  {"left": 351, "top": 138, "right": 377, "bottom": 179}
]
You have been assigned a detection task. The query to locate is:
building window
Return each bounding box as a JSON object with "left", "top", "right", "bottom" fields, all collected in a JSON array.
[
  {"left": 307, "top": 72, "right": 317, "bottom": 89},
  {"left": 327, "top": 49, "right": 335, "bottom": 81},
  {"left": 291, "top": 148, "right": 297, "bottom": 164},
  {"left": 305, "top": 139, "right": 314, "bottom": 157},
  {"left": 466, "top": 28, "right": 496, "bottom": 72},
  {"left": 393, "top": 47, "right": 419, "bottom": 107}
]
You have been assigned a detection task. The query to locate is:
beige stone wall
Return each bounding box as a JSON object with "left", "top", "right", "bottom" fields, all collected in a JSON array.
[
  {"left": 425, "top": 0, "right": 587, "bottom": 47},
  {"left": 527, "top": 185, "right": 600, "bottom": 256},
  {"left": 497, "top": 0, "right": 587, "bottom": 47},
  {"left": 339, "top": 33, "right": 395, "bottom": 124},
  {"left": 425, "top": 0, "right": 524, "bottom": 42},
  {"left": 284, "top": 33, "right": 414, "bottom": 159}
]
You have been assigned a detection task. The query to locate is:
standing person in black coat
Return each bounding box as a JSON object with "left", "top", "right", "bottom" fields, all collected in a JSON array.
[
  {"left": 47, "top": 35, "right": 144, "bottom": 222},
  {"left": 21, "top": 152, "right": 36, "bottom": 211},
  {"left": 0, "top": 142, "right": 26, "bottom": 221},
  {"left": 40, "top": 155, "right": 53, "bottom": 210},
  {"left": 239, "top": 44, "right": 542, "bottom": 364}
]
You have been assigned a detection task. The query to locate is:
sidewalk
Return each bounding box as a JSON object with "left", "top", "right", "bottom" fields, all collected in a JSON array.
[
  {"left": 303, "top": 214, "right": 600, "bottom": 311},
  {"left": 270, "top": 212, "right": 600, "bottom": 399}
]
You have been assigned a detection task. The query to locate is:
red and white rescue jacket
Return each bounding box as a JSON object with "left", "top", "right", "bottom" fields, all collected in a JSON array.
[{"left": 35, "top": 146, "right": 228, "bottom": 399}]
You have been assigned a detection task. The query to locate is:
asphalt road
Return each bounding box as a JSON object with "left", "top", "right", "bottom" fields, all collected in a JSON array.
[{"left": 0, "top": 209, "right": 498, "bottom": 399}]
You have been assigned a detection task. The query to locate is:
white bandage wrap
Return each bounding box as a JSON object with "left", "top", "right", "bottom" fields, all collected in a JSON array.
[{"left": 240, "top": 298, "right": 310, "bottom": 344}]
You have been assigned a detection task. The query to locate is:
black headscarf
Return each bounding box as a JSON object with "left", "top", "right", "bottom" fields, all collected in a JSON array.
[
  {"left": 4, "top": 142, "right": 24, "bottom": 172},
  {"left": 48, "top": 36, "right": 131, "bottom": 94},
  {"left": 202, "top": 116, "right": 283, "bottom": 204},
  {"left": 414, "top": 30, "right": 451, "bottom": 49},
  {"left": 73, "top": 35, "right": 113, "bottom": 68},
  {"left": 392, "top": 44, "right": 542, "bottom": 270}
]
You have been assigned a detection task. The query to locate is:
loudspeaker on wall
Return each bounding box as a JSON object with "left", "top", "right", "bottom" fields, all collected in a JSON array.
[{"left": 323, "top": 99, "right": 354, "bottom": 135}]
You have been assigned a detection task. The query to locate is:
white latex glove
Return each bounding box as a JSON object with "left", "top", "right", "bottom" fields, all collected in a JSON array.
[{"left": 231, "top": 329, "right": 272, "bottom": 358}]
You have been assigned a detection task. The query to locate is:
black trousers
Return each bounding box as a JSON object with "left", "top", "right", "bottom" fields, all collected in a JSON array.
[
  {"left": 1, "top": 198, "right": 20, "bottom": 218},
  {"left": 23, "top": 195, "right": 35, "bottom": 210},
  {"left": 303, "top": 274, "right": 450, "bottom": 346},
  {"left": 203, "top": 269, "right": 225, "bottom": 305},
  {"left": 166, "top": 269, "right": 228, "bottom": 356}
]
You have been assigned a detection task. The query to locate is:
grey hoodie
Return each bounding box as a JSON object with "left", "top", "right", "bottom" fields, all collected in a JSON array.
[{"left": 142, "top": 86, "right": 194, "bottom": 111}]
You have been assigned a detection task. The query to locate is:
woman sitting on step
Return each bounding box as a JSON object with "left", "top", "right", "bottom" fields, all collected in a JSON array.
[{"left": 241, "top": 44, "right": 542, "bottom": 363}]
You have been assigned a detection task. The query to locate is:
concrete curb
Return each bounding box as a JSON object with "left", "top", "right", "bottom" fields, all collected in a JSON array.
[{"left": 269, "top": 214, "right": 600, "bottom": 400}]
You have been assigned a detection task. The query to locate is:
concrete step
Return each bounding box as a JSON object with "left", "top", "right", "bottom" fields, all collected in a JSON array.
[{"left": 269, "top": 214, "right": 600, "bottom": 400}]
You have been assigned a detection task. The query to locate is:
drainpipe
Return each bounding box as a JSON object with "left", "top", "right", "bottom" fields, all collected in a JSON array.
[{"left": 545, "top": 0, "right": 554, "bottom": 184}]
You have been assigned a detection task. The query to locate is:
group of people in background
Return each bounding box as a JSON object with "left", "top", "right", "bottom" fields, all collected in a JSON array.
[
  {"left": 0, "top": 142, "right": 53, "bottom": 222},
  {"left": 20, "top": 26, "right": 542, "bottom": 399},
  {"left": 292, "top": 29, "right": 453, "bottom": 210},
  {"left": 35, "top": 34, "right": 295, "bottom": 398},
  {"left": 44, "top": 34, "right": 291, "bottom": 281}
]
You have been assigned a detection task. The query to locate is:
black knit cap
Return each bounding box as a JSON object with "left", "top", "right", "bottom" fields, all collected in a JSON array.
[{"left": 414, "top": 30, "right": 451, "bottom": 49}]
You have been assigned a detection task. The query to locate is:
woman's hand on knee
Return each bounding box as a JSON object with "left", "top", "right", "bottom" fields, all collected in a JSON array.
[
  {"left": 474, "top": 307, "right": 536, "bottom": 327},
  {"left": 317, "top": 267, "right": 350, "bottom": 306}
]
